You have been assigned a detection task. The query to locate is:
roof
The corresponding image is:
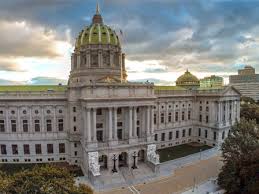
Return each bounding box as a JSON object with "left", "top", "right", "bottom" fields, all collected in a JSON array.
[
  {"left": 0, "top": 85, "right": 67, "bottom": 92},
  {"left": 176, "top": 70, "right": 200, "bottom": 86},
  {"left": 154, "top": 86, "right": 187, "bottom": 91}
]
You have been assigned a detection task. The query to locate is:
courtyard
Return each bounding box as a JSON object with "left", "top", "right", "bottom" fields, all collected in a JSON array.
[{"left": 157, "top": 143, "right": 212, "bottom": 163}]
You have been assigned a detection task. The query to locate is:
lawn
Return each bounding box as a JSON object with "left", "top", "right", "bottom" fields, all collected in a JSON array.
[
  {"left": 0, "top": 85, "right": 67, "bottom": 92},
  {"left": 157, "top": 143, "right": 212, "bottom": 163}
]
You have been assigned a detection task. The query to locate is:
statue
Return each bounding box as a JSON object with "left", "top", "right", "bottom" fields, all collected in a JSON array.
[
  {"left": 147, "top": 144, "right": 160, "bottom": 165},
  {"left": 88, "top": 152, "right": 100, "bottom": 176}
]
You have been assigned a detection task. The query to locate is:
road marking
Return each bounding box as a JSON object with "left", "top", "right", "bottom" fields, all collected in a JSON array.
[
  {"left": 128, "top": 186, "right": 135, "bottom": 193},
  {"left": 131, "top": 186, "right": 140, "bottom": 194}
]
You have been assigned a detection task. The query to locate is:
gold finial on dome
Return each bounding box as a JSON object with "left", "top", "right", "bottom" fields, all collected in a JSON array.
[{"left": 96, "top": 1, "right": 100, "bottom": 15}]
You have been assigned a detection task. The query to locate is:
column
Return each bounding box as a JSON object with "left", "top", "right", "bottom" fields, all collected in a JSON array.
[
  {"left": 98, "top": 50, "right": 102, "bottom": 67},
  {"left": 165, "top": 102, "right": 168, "bottom": 125},
  {"left": 217, "top": 101, "right": 220, "bottom": 123},
  {"left": 17, "top": 107, "right": 20, "bottom": 132},
  {"left": 128, "top": 107, "right": 132, "bottom": 138},
  {"left": 133, "top": 107, "right": 137, "bottom": 138},
  {"left": 110, "top": 52, "right": 113, "bottom": 67},
  {"left": 87, "top": 109, "right": 91, "bottom": 142},
  {"left": 150, "top": 106, "right": 154, "bottom": 134},
  {"left": 41, "top": 106, "right": 45, "bottom": 132},
  {"left": 83, "top": 107, "right": 87, "bottom": 143},
  {"left": 86, "top": 51, "right": 90, "bottom": 68},
  {"left": 53, "top": 106, "right": 56, "bottom": 132},
  {"left": 146, "top": 106, "right": 150, "bottom": 136},
  {"left": 29, "top": 106, "right": 32, "bottom": 133},
  {"left": 108, "top": 108, "right": 113, "bottom": 141},
  {"left": 92, "top": 108, "right": 97, "bottom": 142},
  {"left": 5, "top": 106, "right": 9, "bottom": 133},
  {"left": 77, "top": 55, "right": 80, "bottom": 69},
  {"left": 113, "top": 108, "right": 118, "bottom": 140}
]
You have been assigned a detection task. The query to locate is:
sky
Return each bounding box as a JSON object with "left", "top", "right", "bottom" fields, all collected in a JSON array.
[{"left": 0, "top": 0, "right": 259, "bottom": 85}]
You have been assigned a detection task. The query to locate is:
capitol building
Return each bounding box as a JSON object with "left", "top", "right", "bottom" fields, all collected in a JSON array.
[{"left": 0, "top": 6, "right": 240, "bottom": 181}]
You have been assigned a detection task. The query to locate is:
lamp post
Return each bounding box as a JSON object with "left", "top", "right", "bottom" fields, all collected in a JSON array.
[
  {"left": 132, "top": 151, "right": 138, "bottom": 169},
  {"left": 199, "top": 148, "right": 202, "bottom": 160},
  {"left": 112, "top": 154, "right": 117, "bottom": 173}
]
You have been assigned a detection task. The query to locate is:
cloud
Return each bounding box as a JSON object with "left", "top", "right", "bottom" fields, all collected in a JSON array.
[{"left": 0, "top": 20, "right": 70, "bottom": 58}]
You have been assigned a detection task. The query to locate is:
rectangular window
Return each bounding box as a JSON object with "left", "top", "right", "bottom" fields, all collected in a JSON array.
[
  {"left": 168, "top": 113, "right": 172, "bottom": 122},
  {"left": 97, "top": 108, "right": 102, "bottom": 115},
  {"left": 117, "top": 108, "right": 122, "bottom": 114},
  {"left": 176, "top": 131, "right": 179, "bottom": 138},
  {"left": 182, "top": 129, "right": 186, "bottom": 137},
  {"left": 46, "top": 120, "right": 52, "bottom": 132},
  {"left": 175, "top": 112, "right": 178, "bottom": 122},
  {"left": 35, "top": 144, "right": 42, "bottom": 154},
  {"left": 11, "top": 120, "right": 16, "bottom": 132},
  {"left": 205, "top": 130, "right": 208, "bottom": 138},
  {"left": 34, "top": 120, "right": 40, "bottom": 132},
  {"left": 96, "top": 123, "right": 103, "bottom": 128},
  {"left": 23, "top": 120, "right": 28, "bottom": 132},
  {"left": 161, "top": 113, "right": 164, "bottom": 123},
  {"left": 161, "top": 133, "right": 165, "bottom": 141},
  {"left": 182, "top": 112, "right": 185, "bottom": 121},
  {"left": 154, "top": 114, "right": 157, "bottom": 124},
  {"left": 137, "top": 127, "right": 140, "bottom": 137},
  {"left": 0, "top": 120, "right": 5, "bottom": 132},
  {"left": 117, "top": 122, "right": 123, "bottom": 127},
  {"left": 200, "top": 106, "right": 202, "bottom": 111},
  {"left": 117, "top": 129, "right": 122, "bottom": 140},
  {"left": 12, "top": 144, "right": 18, "bottom": 155},
  {"left": 188, "top": 128, "right": 192, "bottom": 136},
  {"left": 97, "top": 130, "right": 103, "bottom": 141},
  {"left": 73, "top": 107, "right": 76, "bottom": 113},
  {"left": 1, "top": 145, "right": 6, "bottom": 155},
  {"left": 198, "top": 128, "right": 201, "bottom": 136},
  {"left": 206, "top": 115, "right": 209, "bottom": 123},
  {"left": 58, "top": 119, "right": 64, "bottom": 132},
  {"left": 188, "top": 111, "right": 191, "bottom": 120},
  {"left": 59, "top": 143, "right": 65, "bottom": 154},
  {"left": 213, "top": 132, "right": 217, "bottom": 140},
  {"left": 23, "top": 144, "right": 30, "bottom": 155},
  {"left": 47, "top": 144, "right": 53, "bottom": 154},
  {"left": 199, "top": 115, "right": 202, "bottom": 122},
  {"left": 154, "top": 134, "right": 158, "bottom": 141},
  {"left": 169, "top": 131, "right": 172, "bottom": 140},
  {"left": 206, "top": 106, "right": 209, "bottom": 112},
  {"left": 73, "top": 116, "right": 76, "bottom": 122}
]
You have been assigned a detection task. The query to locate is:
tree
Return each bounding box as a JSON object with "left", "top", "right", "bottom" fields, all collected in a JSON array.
[
  {"left": 0, "top": 165, "right": 93, "bottom": 194},
  {"left": 218, "top": 119, "right": 259, "bottom": 194}
]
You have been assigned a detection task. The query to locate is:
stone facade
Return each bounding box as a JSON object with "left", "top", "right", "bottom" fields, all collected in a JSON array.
[{"left": 0, "top": 6, "right": 241, "bottom": 179}]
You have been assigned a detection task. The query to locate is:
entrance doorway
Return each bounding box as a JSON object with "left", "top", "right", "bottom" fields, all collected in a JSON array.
[
  {"left": 99, "top": 155, "right": 108, "bottom": 170},
  {"left": 118, "top": 152, "right": 128, "bottom": 167},
  {"left": 138, "top": 150, "right": 145, "bottom": 162}
]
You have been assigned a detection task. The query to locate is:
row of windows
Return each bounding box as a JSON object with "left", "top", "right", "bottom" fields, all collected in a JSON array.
[
  {"left": 0, "top": 143, "right": 66, "bottom": 155},
  {"left": 0, "top": 119, "right": 64, "bottom": 132},
  {"left": 155, "top": 128, "right": 192, "bottom": 141},
  {"left": 154, "top": 111, "right": 191, "bottom": 124},
  {"left": 0, "top": 109, "right": 64, "bottom": 115},
  {"left": 157, "top": 103, "right": 192, "bottom": 110},
  {"left": 198, "top": 128, "right": 227, "bottom": 140},
  {"left": 1, "top": 157, "right": 69, "bottom": 163}
]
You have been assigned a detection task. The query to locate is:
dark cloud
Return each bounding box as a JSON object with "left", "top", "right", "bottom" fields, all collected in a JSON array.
[{"left": 1, "top": 0, "right": 259, "bottom": 75}]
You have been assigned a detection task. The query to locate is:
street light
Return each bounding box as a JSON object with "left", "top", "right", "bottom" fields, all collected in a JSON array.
[
  {"left": 112, "top": 154, "right": 118, "bottom": 173},
  {"left": 132, "top": 151, "right": 138, "bottom": 169}
]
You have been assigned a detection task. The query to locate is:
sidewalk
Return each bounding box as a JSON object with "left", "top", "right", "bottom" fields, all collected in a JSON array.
[{"left": 96, "top": 147, "right": 221, "bottom": 193}]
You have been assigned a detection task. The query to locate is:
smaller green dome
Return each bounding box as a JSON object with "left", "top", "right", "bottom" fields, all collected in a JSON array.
[
  {"left": 75, "top": 10, "right": 120, "bottom": 50},
  {"left": 176, "top": 70, "right": 200, "bottom": 87}
]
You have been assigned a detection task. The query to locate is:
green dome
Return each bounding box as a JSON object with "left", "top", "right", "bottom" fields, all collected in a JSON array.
[
  {"left": 75, "top": 9, "right": 120, "bottom": 50},
  {"left": 176, "top": 70, "right": 200, "bottom": 87}
]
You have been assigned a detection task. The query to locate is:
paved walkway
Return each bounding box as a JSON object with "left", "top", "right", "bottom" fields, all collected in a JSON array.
[{"left": 99, "top": 148, "right": 222, "bottom": 194}]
